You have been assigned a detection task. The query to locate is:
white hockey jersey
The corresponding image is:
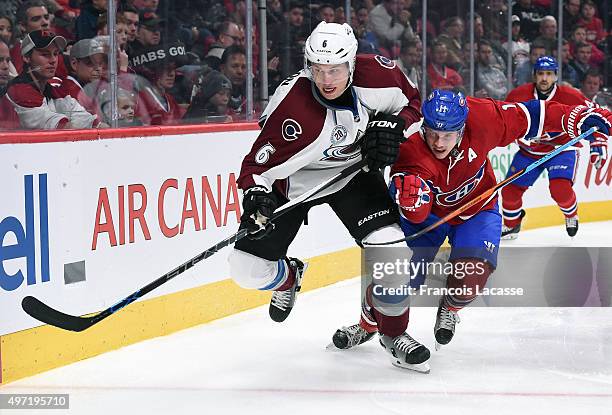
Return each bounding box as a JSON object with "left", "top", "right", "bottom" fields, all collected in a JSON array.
[{"left": 238, "top": 54, "right": 423, "bottom": 201}]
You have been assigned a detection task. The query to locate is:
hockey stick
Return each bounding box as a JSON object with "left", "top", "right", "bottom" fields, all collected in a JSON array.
[
  {"left": 362, "top": 127, "right": 598, "bottom": 246},
  {"left": 22, "top": 159, "right": 367, "bottom": 332}
]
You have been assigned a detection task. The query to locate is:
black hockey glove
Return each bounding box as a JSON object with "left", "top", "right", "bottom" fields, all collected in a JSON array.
[
  {"left": 362, "top": 113, "right": 406, "bottom": 171},
  {"left": 240, "top": 186, "right": 278, "bottom": 240}
]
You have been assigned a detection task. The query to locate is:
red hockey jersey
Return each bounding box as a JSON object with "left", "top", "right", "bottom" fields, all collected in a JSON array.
[
  {"left": 506, "top": 83, "right": 592, "bottom": 158},
  {"left": 392, "top": 97, "right": 595, "bottom": 224}
]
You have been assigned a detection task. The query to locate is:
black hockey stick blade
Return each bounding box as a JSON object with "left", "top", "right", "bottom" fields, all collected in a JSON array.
[{"left": 22, "top": 296, "right": 97, "bottom": 332}]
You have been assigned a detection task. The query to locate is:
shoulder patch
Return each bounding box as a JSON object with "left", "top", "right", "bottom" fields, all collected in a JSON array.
[{"left": 374, "top": 55, "right": 396, "bottom": 69}]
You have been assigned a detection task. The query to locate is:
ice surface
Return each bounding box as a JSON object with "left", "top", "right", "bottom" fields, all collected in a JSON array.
[{"left": 3, "top": 222, "right": 611, "bottom": 414}]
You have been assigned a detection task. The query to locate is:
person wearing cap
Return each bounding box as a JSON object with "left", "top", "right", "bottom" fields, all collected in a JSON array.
[
  {"left": 501, "top": 55, "right": 594, "bottom": 240},
  {"left": 131, "top": 42, "right": 185, "bottom": 125},
  {"left": 6, "top": 29, "right": 106, "bottom": 130},
  {"left": 184, "top": 70, "right": 233, "bottom": 122},
  {"left": 502, "top": 15, "right": 530, "bottom": 68},
  {"left": 61, "top": 37, "right": 108, "bottom": 114},
  {"left": 11, "top": 0, "right": 69, "bottom": 77},
  {"left": 129, "top": 11, "right": 163, "bottom": 57},
  {"left": 0, "top": 39, "right": 19, "bottom": 129}
]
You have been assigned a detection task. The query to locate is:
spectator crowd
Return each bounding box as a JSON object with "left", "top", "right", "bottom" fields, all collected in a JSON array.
[{"left": 0, "top": 0, "right": 609, "bottom": 130}]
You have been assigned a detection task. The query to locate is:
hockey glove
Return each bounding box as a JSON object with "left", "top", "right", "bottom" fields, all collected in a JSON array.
[
  {"left": 240, "top": 186, "right": 278, "bottom": 240},
  {"left": 362, "top": 113, "right": 406, "bottom": 171},
  {"left": 390, "top": 173, "right": 431, "bottom": 212},
  {"left": 567, "top": 106, "right": 611, "bottom": 169}
]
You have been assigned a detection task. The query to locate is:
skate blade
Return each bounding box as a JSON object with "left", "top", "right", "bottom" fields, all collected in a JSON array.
[
  {"left": 325, "top": 342, "right": 338, "bottom": 350},
  {"left": 501, "top": 234, "right": 518, "bottom": 240},
  {"left": 435, "top": 341, "right": 443, "bottom": 351},
  {"left": 390, "top": 359, "right": 430, "bottom": 374}
]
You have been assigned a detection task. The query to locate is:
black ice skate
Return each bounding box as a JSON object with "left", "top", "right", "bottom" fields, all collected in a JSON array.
[
  {"left": 331, "top": 324, "right": 376, "bottom": 350},
  {"left": 269, "top": 258, "right": 306, "bottom": 322},
  {"left": 501, "top": 209, "right": 525, "bottom": 240},
  {"left": 434, "top": 299, "right": 460, "bottom": 351},
  {"left": 565, "top": 215, "right": 579, "bottom": 237},
  {"left": 379, "top": 333, "right": 431, "bottom": 373}
]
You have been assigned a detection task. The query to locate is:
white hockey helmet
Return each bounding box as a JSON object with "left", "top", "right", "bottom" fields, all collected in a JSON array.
[{"left": 304, "top": 22, "right": 358, "bottom": 82}]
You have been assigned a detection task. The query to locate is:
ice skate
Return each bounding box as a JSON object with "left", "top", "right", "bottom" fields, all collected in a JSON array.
[
  {"left": 329, "top": 296, "right": 378, "bottom": 350},
  {"left": 501, "top": 209, "right": 525, "bottom": 240},
  {"left": 565, "top": 215, "right": 578, "bottom": 237},
  {"left": 434, "top": 299, "right": 460, "bottom": 351},
  {"left": 269, "top": 258, "right": 307, "bottom": 322},
  {"left": 378, "top": 332, "right": 431, "bottom": 373}
]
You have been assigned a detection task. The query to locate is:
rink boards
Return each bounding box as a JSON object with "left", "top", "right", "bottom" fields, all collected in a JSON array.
[{"left": 1, "top": 124, "right": 611, "bottom": 384}]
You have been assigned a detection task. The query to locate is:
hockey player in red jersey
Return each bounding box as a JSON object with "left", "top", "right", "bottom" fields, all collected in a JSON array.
[
  {"left": 331, "top": 89, "right": 611, "bottom": 369},
  {"left": 501, "top": 56, "right": 597, "bottom": 239},
  {"left": 228, "top": 22, "right": 432, "bottom": 370}
]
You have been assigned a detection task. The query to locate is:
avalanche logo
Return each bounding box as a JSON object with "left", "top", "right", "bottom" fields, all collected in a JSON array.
[
  {"left": 321, "top": 130, "right": 363, "bottom": 162},
  {"left": 374, "top": 55, "right": 396, "bottom": 69},
  {"left": 330, "top": 125, "right": 348, "bottom": 144},
  {"left": 282, "top": 119, "right": 302, "bottom": 141},
  {"left": 432, "top": 163, "right": 486, "bottom": 206}
]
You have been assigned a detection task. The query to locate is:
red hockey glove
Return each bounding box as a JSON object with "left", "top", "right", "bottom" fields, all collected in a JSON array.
[
  {"left": 566, "top": 106, "right": 611, "bottom": 169},
  {"left": 391, "top": 173, "right": 431, "bottom": 211}
]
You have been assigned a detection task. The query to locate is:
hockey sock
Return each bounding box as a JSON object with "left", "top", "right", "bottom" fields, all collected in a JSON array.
[
  {"left": 549, "top": 178, "right": 577, "bottom": 218},
  {"left": 501, "top": 184, "right": 528, "bottom": 228},
  {"left": 372, "top": 309, "right": 410, "bottom": 338},
  {"left": 443, "top": 258, "right": 493, "bottom": 312},
  {"left": 274, "top": 259, "right": 296, "bottom": 291}
]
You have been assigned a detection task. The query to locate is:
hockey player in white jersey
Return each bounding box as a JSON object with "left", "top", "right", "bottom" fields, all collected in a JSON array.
[{"left": 228, "top": 22, "right": 431, "bottom": 371}]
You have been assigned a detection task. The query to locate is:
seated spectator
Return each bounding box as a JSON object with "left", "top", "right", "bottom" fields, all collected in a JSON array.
[
  {"left": 577, "top": 0, "right": 605, "bottom": 46},
  {"left": 562, "top": 0, "right": 581, "bottom": 39},
  {"left": 502, "top": 15, "right": 530, "bottom": 69},
  {"left": 121, "top": 5, "right": 140, "bottom": 45},
  {"left": 552, "top": 39, "right": 579, "bottom": 87},
  {"left": 316, "top": 4, "right": 336, "bottom": 24},
  {"left": 512, "top": 0, "right": 547, "bottom": 42},
  {"left": 220, "top": 45, "right": 247, "bottom": 115},
  {"left": 478, "top": 0, "right": 508, "bottom": 43},
  {"left": 76, "top": 0, "right": 107, "bottom": 41},
  {"left": 570, "top": 25, "right": 604, "bottom": 66},
  {"left": 269, "top": 1, "right": 308, "bottom": 76},
  {"left": 570, "top": 41, "right": 592, "bottom": 82},
  {"left": 394, "top": 39, "right": 422, "bottom": 89},
  {"left": 12, "top": 1, "right": 67, "bottom": 77},
  {"left": 131, "top": 42, "right": 186, "bottom": 125},
  {"left": 533, "top": 15, "right": 558, "bottom": 54},
  {"left": 0, "top": 14, "right": 18, "bottom": 78},
  {"left": 335, "top": 6, "right": 351, "bottom": 25},
  {"left": 352, "top": 5, "right": 379, "bottom": 52},
  {"left": 98, "top": 87, "right": 142, "bottom": 126},
  {"left": 579, "top": 68, "right": 602, "bottom": 101},
  {"left": 435, "top": 17, "right": 464, "bottom": 70},
  {"left": 514, "top": 42, "right": 546, "bottom": 86},
  {"left": 474, "top": 40, "right": 508, "bottom": 99},
  {"left": 205, "top": 21, "right": 243, "bottom": 71},
  {"left": 427, "top": 41, "right": 464, "bottom": 93},
  {"left": 64, "top": 37, "right": 107, "bottom": 114},
  {"left": 7, "top": 30, "right": 104, "bottom": 129},
  {"left": 184, "top": 70, "right": 233, "bottom": 123},
  {"left": 368, "top": 0, "right": 415, "bottom": 56},
  {"left": 129, "top": 11, "right": 163, "bottom": 57},
  {"left": 0, "top": 39, "right": 19, "bottom": 129}
]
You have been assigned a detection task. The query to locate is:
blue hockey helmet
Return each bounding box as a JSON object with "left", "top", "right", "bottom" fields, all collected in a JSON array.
[
  {"left": 422, "top": 90, "right": 469, "bottom": 132},
  {"left": 533, "top": 56, "right": 558, "bottom": 73}
]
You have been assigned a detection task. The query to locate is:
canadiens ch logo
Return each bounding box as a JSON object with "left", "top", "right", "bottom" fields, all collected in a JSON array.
[
  {"left": 331, "top": 125, "right": 348, "bottom": 144},
  {"left": 282, "top": 119, "right": 302, "bottom": 141},
  {"left": 374, "top": 55, "right": 396, "bottom": 69},
  {"left": 430, "top": 162, "right": 486, "bottom": 206}
]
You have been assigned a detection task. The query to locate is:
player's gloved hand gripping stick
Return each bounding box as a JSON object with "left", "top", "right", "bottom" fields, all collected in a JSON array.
[
  {"left": 363, "top": 126, "right": 599, "bottom": 246},
  {"left": 22, "top": 159, "right": 368, "bottom": 332}
]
